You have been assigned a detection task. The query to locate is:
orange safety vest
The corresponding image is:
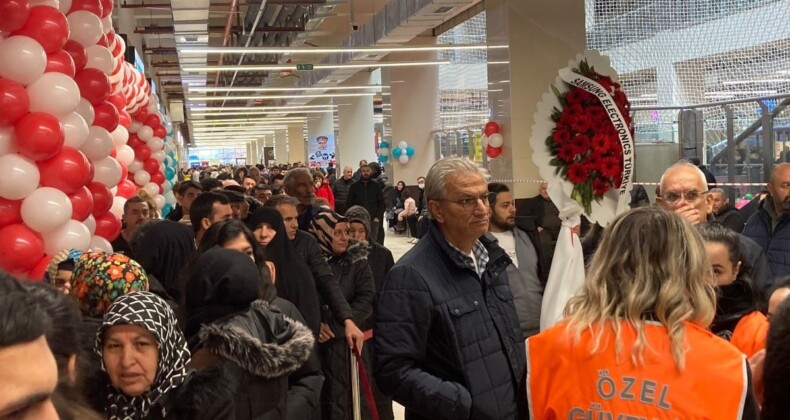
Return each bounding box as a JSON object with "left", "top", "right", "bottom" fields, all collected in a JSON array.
[
  {"left": 526, "top": 321, "right": 749, "bottom": 419},
  {"left": 730, "top": 311, "right": 768, "bottom": 358}
]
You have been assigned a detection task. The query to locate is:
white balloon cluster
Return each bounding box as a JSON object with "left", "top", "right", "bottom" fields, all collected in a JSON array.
[{"left": 391, "top": 141, "right": 415, "bottom": 164}]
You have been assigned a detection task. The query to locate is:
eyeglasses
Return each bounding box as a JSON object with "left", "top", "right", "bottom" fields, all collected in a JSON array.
[
  {"left": 659, "top": 190, "right": 709, "bottom": 204},
  {"left": 440, "top": 194, "right": 489, "bottom": 212}
]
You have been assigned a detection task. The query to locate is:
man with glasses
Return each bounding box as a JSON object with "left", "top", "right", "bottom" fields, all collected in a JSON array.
[
  {"left": 373, "top": 157, "right": 526, "bottom": 420},
  {"left": 657, "top": 161, "right": 771, "bottom": 292},
  {"left": 743, "top": 163, "right": 790, "bottom": 285}
]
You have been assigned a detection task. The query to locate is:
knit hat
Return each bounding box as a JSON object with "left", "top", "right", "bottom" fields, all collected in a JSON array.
[
  {"left": 72, "top": 252, "right": 149, "bottom": 318},
  {"left": 309, "top": 210, "right": 346, "bottom": 256},
  {"left": 44, "top": 249, "right": 83, "bottom": 283},
  {"left": 345, "top": 206, "right": 371, "bottom": 237}
]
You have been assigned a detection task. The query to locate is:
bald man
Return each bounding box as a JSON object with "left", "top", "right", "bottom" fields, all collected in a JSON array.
[
  {"left": 743, "top": 163, "right": 790, "bottom": 283},
  {"left": 657, "top": 161, "right": 771, "bottom": 293}
]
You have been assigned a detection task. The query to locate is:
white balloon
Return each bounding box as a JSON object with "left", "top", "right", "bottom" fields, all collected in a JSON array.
[
  {"left": 110, "top": 196, "right": 126, "bottom": 219},
  {"left": 0, "top": 126, "right": 17, "bottom": 155},
  {"left": 488, "top": 133, "right": 504, "bottom": 148},
  {"left": 158, "top": 162, "right": 165, "bottom": 173},
  {"left": 110, "top": 126, "right": 129, "bottom": 148},
  {"left": 0, "top": 36, "right": 47, "bottom": 85},
  {"left": 109, "top": 70, "right": 123, "bottom": 85},
  {"left": 67, "top": 11, "right": 104, "bottom": 47},
  {"left": 83, "top": 214, "right": 96, "bottom": 235},
  {"left": 93, "top": 156, "right": 122, "bottom": 187},
  {"left": 80, "top": 126, "right": 114, "bottom": 162},
  {"left": 57, "top": 0, "right": 71, "bottom": 14},
  {"left": 137, "top": 125, "right": 153, "bottom": 141},
  {"left": 43, "top": 220, "right": 91, "bottom": 255},
  {"left": 115, "top": 145, "right": 134, "bottom": 166},
  {"left": 60, "top": 112, "right": 89, "bottom": 149},
  {"left": 110, "top": 80, "right": 122, "bottom": 95},
  {"left": 85, "top": 45, "right": 114, "bottom": 75},
  {"left": 115, "top": 34, "right": 125, "bottom": 58},
  {"left": 378, "top": 147, "right": 389, "bottom": 157},
  {"left": 109, "top": 186, "right": 116, "bottom": 195},
  {"left": 128, "top": 121, "right": 142, "bottom": 133},
  {"left": 101, "top": 16, "right": 113, "bottom": 34},
  {"left": 148, "top": 137, "right": 164, "bottom": 151},
  {"left": 128, "top": 159, "right": 143, "bottom": 173},
  {"left": 146, "top": 102, "right": 157, "bottom": 113},
  {"left": 163, "top": 143, "right": 173, "bottom": 154},
  {"left": 154, "top": 194, "right": 165, "bottom": 210},
  {"left": 399, "top": 155, "right": 409, "bottom": 164},
  {"left": 21, "top": 187, "right": 72, "bottom": 233},
  {"left": 143, "top": 182, "right": 159, "bottom": 197},
  {"left": 163, "top": 180, "right": 172, "bottom": 192},
  {"left": 0, "top": 154, "right": 39, "bottom": 200},
  {"left": 164, "top": 191, "right": 176, "bottom": 205},
  {"left": 74, "top": 98, "right": 95, "bottom": 126},
  {"left": 89, "top": 235, "right": 113, "bottom": 252},
  {"left": 133, "top": 170, "right": 150, "bottom": 186},
  {"left": 398, "top": 141, "right": 408, "bottom": 150},
  {"left": 151, "top": 150, "right": 165, "bottom": 163},
  {"left": 27, "top": 72, "right": 81, "bottom": 116},
  {"left": 29, "top": 0, "right": 58, "bottom": 8}
]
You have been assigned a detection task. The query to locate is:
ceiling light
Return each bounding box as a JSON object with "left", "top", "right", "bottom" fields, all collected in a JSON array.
[
  {"left": 178, "top": 44, "right": 507, "bottom": 55},
  {"left": 182, "top": 61, "right": 450, "bottom": 73},
  {"left": 190, "top": 110, "right": 334, "bottom": 117},
  {"left": 188, "top": 93, "right": 373, "bottom": 101},
  {"left": 722, "top": 79, "right": 790, "bottom": 85},
  {"left": 707, "top": 90, "right": 778, "bottom": 95},
  {"left": 187, "top": 105, "right": 336, "bottom": 111},
  {"left": 191, "top": 118, "right": 306, "bottom": 124},
  {"left": 188, "top": 85, "right": 382, "bottom": 93}
]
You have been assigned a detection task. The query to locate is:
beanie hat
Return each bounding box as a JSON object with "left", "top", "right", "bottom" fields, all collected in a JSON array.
[{"left": 345, "top": 206, "right": 371, "bottom": 237}]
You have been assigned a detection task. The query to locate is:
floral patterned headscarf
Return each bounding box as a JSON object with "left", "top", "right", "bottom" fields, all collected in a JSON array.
[{"left": 72, "top": 252, "right": 149, "bottom": 318}]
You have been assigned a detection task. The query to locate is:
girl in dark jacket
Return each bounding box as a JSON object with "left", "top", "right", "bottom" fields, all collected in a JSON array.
[
  {"left": 183, "top": 247, "right": 315, "bottom": 420},
  {"left": 309, "top": 211, "right": 376, "bottom": 420},
  {"left": 91, "top": 291, "right": 233, "bottom": 419}
]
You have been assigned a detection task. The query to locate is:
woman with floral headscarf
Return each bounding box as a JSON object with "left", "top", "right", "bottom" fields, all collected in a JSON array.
[
  {"left": 89, "top": 291, "right": 233, "bottom": 419},
  {"left": 309, "top": 210, "right": 375, "bottom": 419}
]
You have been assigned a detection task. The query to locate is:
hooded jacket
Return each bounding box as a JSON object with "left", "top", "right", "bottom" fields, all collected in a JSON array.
[
  {"left": 332, "top": 177, "right": 355, "bottom": 214},
  {"left": 743, "top": 196, "right": 790, "bottom": 288},
  {"left": 714, "top": 203, "right": 745, "bottom": 233}
]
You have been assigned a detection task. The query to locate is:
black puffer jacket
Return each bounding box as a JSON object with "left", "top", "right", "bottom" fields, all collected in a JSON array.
[
  {"left": 373, "top": 222, "right": 526, "bottom": 420},
  {"left": 332, "top": 177, "right": 355, "bottom": 215},
  {"left": 318, "top": 244, "right": 376, "bottom": 420},
  {"left": 715, "top": 203, "right": 745, "bottom": 233},
  {"left": 192, "top": 300, "right": 315, "bottom": 420}
]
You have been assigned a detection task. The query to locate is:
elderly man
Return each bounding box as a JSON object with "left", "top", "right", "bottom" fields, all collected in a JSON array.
[
  {"left": 283, "top": 167, "right": 321, "bottom": 231},
  {"left": 346, "top": 164, "right": 385, "bottom": 244},
  {"left": 743, "top": 163, "right": 790, "bottom": 283},
  {"left": 332, "top": 166, "right": 355, "bottom": 215},
  {"left": 374, "top": 157, "right": 526, "bottom": 420},
  {"left": 657, "top": 161, "right": 770, "bottom": 292},
  {"left": 710, "top": 187, "right": 745, "bottom": 232}
]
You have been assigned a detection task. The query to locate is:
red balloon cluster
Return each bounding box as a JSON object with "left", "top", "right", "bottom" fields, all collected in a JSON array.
[{"left": 483, "top": 122, "right": 504, "bottom": 159}]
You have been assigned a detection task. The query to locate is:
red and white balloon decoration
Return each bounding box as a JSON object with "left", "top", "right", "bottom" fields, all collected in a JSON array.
[{"left": 483, "top": 121, "right": 504, "bottom": 159}]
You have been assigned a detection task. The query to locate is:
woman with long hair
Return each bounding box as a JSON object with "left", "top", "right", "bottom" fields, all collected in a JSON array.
[{"left": 525, "top": 207, "right": 758, "bottom": 419}]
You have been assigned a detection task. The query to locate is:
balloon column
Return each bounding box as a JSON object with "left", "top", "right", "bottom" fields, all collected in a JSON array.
[
  {"left": 482, "top": 122, "right": 503, "bottom": 159},
  {"left": 0, "top": 0, "right": 121, "bottom": 277},
  {"left": 377, "top": 141, "right": 390, "bottom": 164},
  {"left": 391, "top": 141, "right": 415, "bottom": 164}
]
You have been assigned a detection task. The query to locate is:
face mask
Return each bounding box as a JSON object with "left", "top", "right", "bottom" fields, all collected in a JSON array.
[{"left": 418, "top": 183, "right": 425, "bottom": 189}]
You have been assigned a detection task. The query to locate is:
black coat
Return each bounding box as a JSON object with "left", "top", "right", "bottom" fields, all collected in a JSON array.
[
  {"left": 192, "top": 300, "right": 315, "bottom": 420},
  {"left": 346, "top": 179, "right": 385, "bottom": 220},
  {"left": 715, "top": 203, "right": 745, "bottom": 233},
  {"left": 332, "top": 178, "right": 355, "bottom": 215},
  {"left": 293, "top": 231, "right": 354, "bottom": 324},
  {"left": 373, "top": 223, "right": 526, "bottom": 420}
]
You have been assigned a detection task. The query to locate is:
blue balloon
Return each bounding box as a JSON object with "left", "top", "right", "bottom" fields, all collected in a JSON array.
[
  {"left": 379, "top": 141, "right": 390, "bottom": 149},
  {"left": 162, "top": 203, "right": 173, "bottom": 217},
  {"left": 378, "top": 155, "right": 389, "bottom": 163},
  {"left": 392, "top": 148, "right": 402, "bottom": 158},
  {"left": 405, "top": 146, "right": 415, "bottom": 157},
  {"left": 165, "top": 167, "right": 175, "bottom": 179}
]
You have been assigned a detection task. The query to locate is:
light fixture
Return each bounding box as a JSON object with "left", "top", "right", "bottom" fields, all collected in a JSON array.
[
  {"left": 187, "top": 105, "right": 336, "bottom": 111},
  {"left": 182, "top": 61, "right": 451, "bottom": 73},
  {"left": 191, "top": 118, "right": 306, "bottom": 124},
  {"left": 187, "top": 93, "right": 374, "bottom": 101},
  {"left": 707, "top": 90, "right": 778, "bottom": 95},
  {"left": 190, "top": 110, "right": 334, "bottom": 117},
  {"left": 178, "top": 44, "right": 507, "bottom": 55},
  {"left": 722, "top": 79, "right": 790, "bottom": 85},
  {"left": 188, "top": 85, "right": 382, "bottom": 93}
]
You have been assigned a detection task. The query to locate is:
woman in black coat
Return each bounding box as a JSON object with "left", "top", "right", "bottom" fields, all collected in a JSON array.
[{"left": 310, "top": 211, "right": 376, "bottom": 420}]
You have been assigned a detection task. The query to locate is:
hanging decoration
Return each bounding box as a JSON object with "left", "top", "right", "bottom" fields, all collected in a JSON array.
[
  {"left": 392, "top": 140, "right": 414, "bottom": 164},
  {"left": 377, "top": 140, "right": 390, "bottom": 164},
  {"left": 481, "top": 121, "right": 503, "bottom": 159}
]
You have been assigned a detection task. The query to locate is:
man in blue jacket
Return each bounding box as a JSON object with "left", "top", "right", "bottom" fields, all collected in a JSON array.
[
  {"left": 743, "top": 163, "right": 790, "bottom": 289},
  {"left": 373, "top": 157, "right": 526, "bottom": 420}
]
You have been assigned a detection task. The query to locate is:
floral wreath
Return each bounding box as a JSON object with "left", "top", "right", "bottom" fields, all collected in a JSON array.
[{"left": 531, "top": 51, "right": 635, "bottom": 226}]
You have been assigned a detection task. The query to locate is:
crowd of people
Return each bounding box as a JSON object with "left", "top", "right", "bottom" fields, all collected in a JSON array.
[{"left": 3, "top": 156, "right": 790, "bottom": 419}]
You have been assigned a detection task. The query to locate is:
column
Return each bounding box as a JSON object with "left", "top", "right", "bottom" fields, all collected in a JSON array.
[
  {"left": 250, "top": 139, "right": 259, "bottom": 165},
  {"left": 485, "top": 0, "right": 586, "bottom": 197},
  {"left": 256, "top": 138, "right": 265, "bottom": 166},
  {"left": 337, "top": 72, "right": 375, "bottom": 171},
  {"left": 388, "top": 37, "right": 439, "bottom": 183},
  {"left": 288, "top": 124, "right": 306, "bottom": 165},
  {"left": 274, "top": 130, "right": 288, "bottom": 164},
  {"left": 245, "top": 143, "right": 253, "bottom": 165}
]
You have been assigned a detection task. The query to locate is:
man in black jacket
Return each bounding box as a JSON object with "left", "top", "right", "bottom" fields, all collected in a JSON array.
[
  {"left": 346, "top": 164, "right": 385, "bottom": 244},
  {"left": 332, "top": 166, "right": 355, "bottom": 215},
  {"left": 710, "top": 187, "right": 745, "bottom": 232},
  {"left": 374, "top": 157, "right": 526, "bottom": 420}
]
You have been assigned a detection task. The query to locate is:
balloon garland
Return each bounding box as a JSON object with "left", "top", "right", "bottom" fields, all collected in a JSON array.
[
  {"left": 377, "top": 141, "right": 390, "bottom": 164},
  {"left": 391, "top": 140, "right": 415, "bottom": 164},
  {"left": 482, "top": 121, "right": 503, "bottom": 159}
]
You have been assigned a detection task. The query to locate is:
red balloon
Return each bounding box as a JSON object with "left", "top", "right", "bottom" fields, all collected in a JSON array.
[
  {"left": 99, "top": 0, "right": 112, "bottom": 17},
  {"left": 68, "top": 0, "right": 102, "bottom": 16},
  {"left": 133, "top": 144, "right": 151, "bottom": 161},
  {"left": 484, "top": 121, "right": 500, "bottom": 137},
  {"left": 45, "top": 49, "right": 76, "bottom": 77},
  {"left": 94, "top": 212, "right": 120, "bottom": 241},
  {"left": 11, "top": 6, "right": 69, "bottom": 53},
  {"left": 0, "top": 78, "right": 30, "bottom": 126},
  {"left": 153, "top": 125, "right": 167, "bottom": 139},
  {"left": 118, "top": 111, "right": 131, "bottom": 128},
  {"left": 150, "top": 171, "right": 165, "bottom": 185},
  {"left": 97, "top": 34, "right": 109, "bottom": 47},
  {"left": 88, "top": 160, "right": 95, "bottom": 182},
  {"left": 0, "top": 0, "right": 30, "bottom": 33},
  {"left": 0, "top": 197, "right": 23, "bottom": 229},
  {"left": 144, "top": 114, "right": 161, "bottom": 128},
  {"left": 38, "top": 146, "right": 91, "bottom": 194},
  {"left": 119, "top": 163, "right": 128, "bottom": 180},
  {"left": 486, "top": 145, "right": 502, "bottom": 159},
  {"left": 127, "top": 133, "right": 143, "bottom": 149},
  {"left": 27, "top": 255, "right": 53, "bottom": 281},
  {"left": 107, "top": 93, "right": 126, "bottom": 110},
  {"left": 116, "top": 179, "right": 136, "bottom": 199},
  {"left": 74, "top": 68, "right": 111, "bottom": 105},
  {"left": 68, "top": 185, "right": 94, "bottom": 221},
  {"left": 0, "top": 224, "right": 44, "bottom": 273},
  {"left": 63, "top": 40, "right": 87, "bottom": 72},
  {"left": 143, "top": 158, "right": 159, "bottom": 174},
  {"left": 87, "top": 181, "right": 112, "bottom": 217},
  {"left": 92, "top": 101, "right": 119, "bottom": 132},
  {"left": 132, "top": 109, "right": 149, "bottom": 121},
  {"left": 14, "top": 112, "right": 64, "bottom": 161}
]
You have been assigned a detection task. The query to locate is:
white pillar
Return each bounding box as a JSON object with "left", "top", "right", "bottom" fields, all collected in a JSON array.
[
  {"left": 287, "top": 124, "right": 306, "bottom": 165},
  {"left": 337, "top": 72, "right": 376, "bottom": 170},
  {"left": 274, "top": 130, "right": 288, "bottom": 164}
]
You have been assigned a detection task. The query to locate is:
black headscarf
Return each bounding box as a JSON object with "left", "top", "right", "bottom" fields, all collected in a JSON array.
[
  {"left": 245, "top": 207, "right": 321, "bottom": 333},
  {"left": 183, "top": 247, "right": 261, "bottom": 340},
  {"left": 133, "top": 220, "right": 195, "bottom": 303}
]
